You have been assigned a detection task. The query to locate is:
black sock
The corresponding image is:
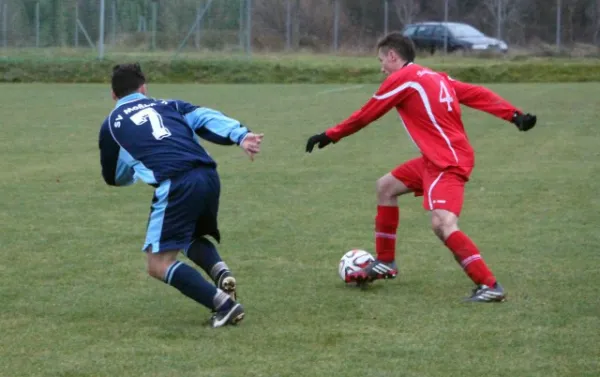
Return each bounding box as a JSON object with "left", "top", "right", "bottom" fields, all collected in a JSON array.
[
  {"left": 185, "top": 237, "right": 231, "bottom": 282},
  {"left": 164, "top": 261, "right": 232, "bottom": 311}
]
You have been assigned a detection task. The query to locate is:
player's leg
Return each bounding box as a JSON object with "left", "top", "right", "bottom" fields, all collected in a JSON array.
[
  {"left": 145, "top": 248, "right": 234, "bottom": 313},
  {"left": 184, "top": 167, "right": 238, "bottom": 301},
  {"left": 144, "top": 174, "right": 244, "bottom": 327},
  {"left": 426, "top": 171, "right": 505, "bottom": 302},
  {"left": 184, "top": 237, "right": 237, "bottom": 301},
  {"left": 347, "top": 157, "right": 425, "bottom": 284},
  {"left": 185, "top": 166, "right": 243, "bottom": 321}
]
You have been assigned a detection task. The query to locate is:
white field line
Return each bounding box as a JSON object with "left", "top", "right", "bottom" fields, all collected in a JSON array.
[{"left": 315, "top": 84, "right": 365, "bottom": 96}]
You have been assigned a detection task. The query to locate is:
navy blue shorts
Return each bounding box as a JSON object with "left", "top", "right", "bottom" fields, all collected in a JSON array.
[{"left": 142, "top": 166, "right": 221, "bottom": 253}]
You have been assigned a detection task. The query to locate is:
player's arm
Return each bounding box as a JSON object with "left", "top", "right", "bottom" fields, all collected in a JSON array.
[
  {"left": 171, "top": 100, "right": 249, "bottom": 145},
  {"left": 305, "top": 75, "right": 408, "bottom": 152},
  {"left": 98, "top": 120, "right": 137, "bottom": 187},
  {"left": 170, "top": 100, "right": 263, "bottom": 160},
  {"left": 444, "top": 75, "right": 537, "bottom": 131}
]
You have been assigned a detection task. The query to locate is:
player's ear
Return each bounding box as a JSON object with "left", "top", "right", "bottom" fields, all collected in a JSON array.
[
  {"left": 111, "top": 90, "right": 118, "bottom": 101},
  {"left": 139, "top": 84, "right": 148, "bottom": 95}
]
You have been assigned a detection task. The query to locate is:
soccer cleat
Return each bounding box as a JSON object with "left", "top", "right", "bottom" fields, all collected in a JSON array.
[
  {"left": 346, "top": 259, "right": 398, "bottom": 284},
  {"left": 211, "top": 303, "right": 245, "bottom": 328},
  {"left": 465, "top": 283, "right": 507, "bottom": 303},
  {"left": 217, "top": 271, "right": 237, "bottom": 301}
]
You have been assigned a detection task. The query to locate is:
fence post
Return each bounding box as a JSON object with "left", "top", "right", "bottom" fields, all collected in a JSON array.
[
  {"left": 239, "top": 0, "right": 244, "bottom": 51},
  {"left": 99, "top": 0, "right": 105, "bottom": 59},
  {"left": 246, "top": 0, "right": 252, "bottom": 55},
  {"left": 556, "top": 0, "right": 561, "bottom": 50},
  {"left": 151, "top": 0, "right": 157, "bottom": 50},
  {"left": 333, "top": 0, "right": 340, "bottom": 52},
  {"left": 75, "top": 1, "right": 79, "bottom": 47},
  {"left": 35, "top": 1, "right": 40, "bottom": 47},
  {"left": 496, "top": 0, "right": 502, "bottom": 39},
  {"left": 293, "top": 0, "right": 300, "bottom": 49},
  {"left": 195, "top": 1, "right": 202, "bottom": 49},
  {"left": 285, "top": 0, "right": 292, "bottom": 51},
  {"left": 384, "top": 0, "right": 389, "bottom": 36},
  {"left": 111, "top": 0, "right": 116, "bottom": 46},
  {"left": 443, "top": 0, "right": 449, "bottom": 54},
  {"left": 2, "top": 2, "right": 7, "bottom": 48}
]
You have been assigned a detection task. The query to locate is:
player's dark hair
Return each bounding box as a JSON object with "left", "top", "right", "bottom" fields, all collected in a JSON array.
[
  {"left": 376, "top": 32, "right": 416, "bottom": 63},
  {"left": 111, "top": 63, "right": 146, "bottom": 98}
]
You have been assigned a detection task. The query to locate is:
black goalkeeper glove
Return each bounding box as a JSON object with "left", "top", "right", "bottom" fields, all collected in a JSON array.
[
  {"left": 512, "top": 111, "right": 537, "bottom": 132},
  {"left": 306, "top": 132, "right": 334, "bottom": 153}
]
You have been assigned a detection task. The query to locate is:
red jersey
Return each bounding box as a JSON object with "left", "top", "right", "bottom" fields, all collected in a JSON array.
[{"left": 325, "top": 63, "right": 520, "bottom": 171}]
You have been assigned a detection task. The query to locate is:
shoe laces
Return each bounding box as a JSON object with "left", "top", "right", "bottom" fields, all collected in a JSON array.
[{"left": 471, "top": 284, "right": 488, "bottom": 295}]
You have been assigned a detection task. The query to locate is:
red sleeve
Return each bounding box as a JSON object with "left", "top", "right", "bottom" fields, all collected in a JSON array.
[
  {"left": 443, "top": 74, "right": 521, "bottom": 122},
  {"left": 325, "top": 73, "right": 411, "bottom": 142}
]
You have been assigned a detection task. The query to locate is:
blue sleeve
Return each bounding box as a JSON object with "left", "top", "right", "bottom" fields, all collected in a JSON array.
[
  {"left": 99, "top": 119, "right": 137, "bottom": 187},
  {"left": 170, "top": 100, "right": 250, "bottom": 146}
]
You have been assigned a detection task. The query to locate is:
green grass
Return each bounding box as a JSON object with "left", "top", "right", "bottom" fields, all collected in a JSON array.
[
  {"left": 1, "top": 82, "right": 599, "bottom": 377},
  {"left": 4, "top": 49, "right": 600, "bottom": 85},
  {"left": 3, "top": 47, "right": 599, "bottom": 68}
]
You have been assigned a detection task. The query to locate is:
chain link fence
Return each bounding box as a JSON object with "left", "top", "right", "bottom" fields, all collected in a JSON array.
[{"left": 1, "top": 0, "right": 599, "bottom": 59}]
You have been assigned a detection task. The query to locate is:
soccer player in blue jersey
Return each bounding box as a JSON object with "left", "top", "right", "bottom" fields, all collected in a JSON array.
[{"left": 98, "top": 63, "right": 263, "bottom": 328}]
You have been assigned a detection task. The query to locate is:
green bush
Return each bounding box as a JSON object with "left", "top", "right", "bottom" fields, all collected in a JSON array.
[{"left": 1, "top": 57, "right": 599, "bottom": 83}]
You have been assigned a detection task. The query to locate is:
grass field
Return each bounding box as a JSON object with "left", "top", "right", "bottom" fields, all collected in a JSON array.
[
  {"left": 3, "top": 47, "right": 600, "bottom": 68},
  {"left": 1, "top": 82, "right": 599, "bottom": 377}
]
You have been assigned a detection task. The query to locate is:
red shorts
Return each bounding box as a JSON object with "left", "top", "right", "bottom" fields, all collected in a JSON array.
[{"left": 391, "top": 157, "right": 473, "bottom": 217}]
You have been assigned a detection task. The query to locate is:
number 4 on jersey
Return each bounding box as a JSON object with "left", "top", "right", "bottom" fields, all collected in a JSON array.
[
  {"left": 439, "top": 81, "right": 454, "bottom": 112},
  {"left": 130, "top": 108, "right": 172, "bottom": 140}
]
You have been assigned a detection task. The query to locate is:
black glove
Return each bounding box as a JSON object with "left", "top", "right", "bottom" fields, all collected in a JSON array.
[
  {"left": 306, "top": 132, "right": 334, "bottom": 153},
  {"left": 512, "top": 111, "right": 537, "bottom": 132}
]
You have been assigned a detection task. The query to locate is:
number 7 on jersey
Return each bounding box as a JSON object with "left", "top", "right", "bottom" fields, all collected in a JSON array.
[{"left": 130, "top": 108, "right": 172, "bottom": 140}]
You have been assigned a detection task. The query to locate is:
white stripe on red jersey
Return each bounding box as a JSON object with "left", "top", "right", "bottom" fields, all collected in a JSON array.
[
  {"left": 372, "top": 81, "right": 460, "bottom": 164},
  {"left": 325, "top": 63, "right": 521, "bottom": 171}
]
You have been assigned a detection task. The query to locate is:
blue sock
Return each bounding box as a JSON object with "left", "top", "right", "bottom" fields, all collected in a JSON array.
[
  {"left": 185, "top": 237, "right": 230, "bottom": 282},
  {"left": 164, "top": 261, "right": 232, "bottom": 311}
]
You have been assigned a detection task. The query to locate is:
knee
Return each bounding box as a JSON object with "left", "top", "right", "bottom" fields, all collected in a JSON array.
[
  {"left": 431, "top": 211, "right": 459, "bottom": 241},
  {"left": 376, "top": 175, "right": 397, "bottom": 201},
  {"left": 146, "top": 257, "right": 165, "bottom": 280},
  {"left": 146, "top": 250, "right": 178, "bottom": 280},
  {"left": 376, "top": 174, "right": 412, "bottom": 203}
]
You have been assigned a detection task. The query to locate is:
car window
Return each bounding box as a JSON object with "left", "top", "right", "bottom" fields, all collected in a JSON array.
[
  {"left": 433, "top": 26, "right": 449, "bottom": 38},
  {"left": 447, "top": 23, "right": 485, "bottom": 38},
  {"left": 415, "top": 25, "right": 434, "bottom": 36},
  {"left": 402, "top": 25, "right": 417, "bottom": 36}
]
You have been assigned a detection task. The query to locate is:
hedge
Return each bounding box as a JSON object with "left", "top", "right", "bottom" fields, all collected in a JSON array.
[{"left": 1, "top": 57, "right": 599, "bottom": 84}]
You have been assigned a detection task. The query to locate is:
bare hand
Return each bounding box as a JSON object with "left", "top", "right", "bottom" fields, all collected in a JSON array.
[{"left": 240, "top": 132, "right": 264, "bottom": 161}]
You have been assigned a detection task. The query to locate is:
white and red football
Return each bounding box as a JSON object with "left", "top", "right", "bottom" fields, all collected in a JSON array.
[{"left": 338, "top": 249, "right": 374, "bottom": 282}]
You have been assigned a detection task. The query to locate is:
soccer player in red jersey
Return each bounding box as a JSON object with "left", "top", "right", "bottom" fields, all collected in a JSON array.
[{"left": 305, "top": 32, "right": 537, "bottom": 302}]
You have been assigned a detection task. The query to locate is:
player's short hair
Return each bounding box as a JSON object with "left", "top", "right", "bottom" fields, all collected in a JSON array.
[
  {"left": 376, "top": 32, "right": 416, "bottom": 63},
  {"left": 111, "top": 63, "right": 146, "bottom": 98}
]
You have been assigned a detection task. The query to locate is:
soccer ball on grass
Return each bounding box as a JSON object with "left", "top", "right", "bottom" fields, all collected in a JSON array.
[{"left": 338, "top": 249, "right": 375, "bottom": 283}]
